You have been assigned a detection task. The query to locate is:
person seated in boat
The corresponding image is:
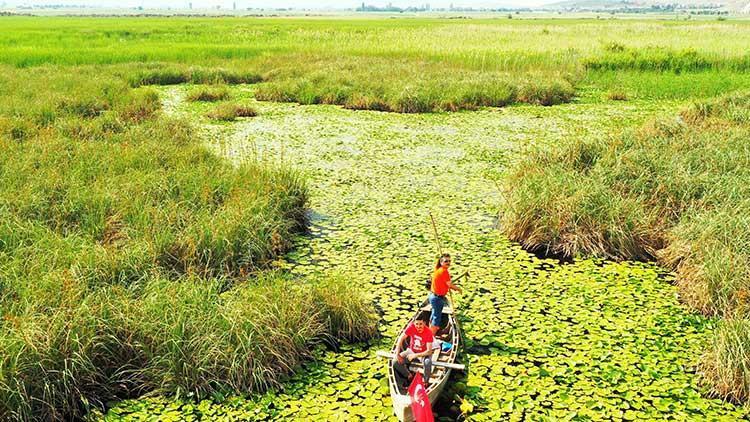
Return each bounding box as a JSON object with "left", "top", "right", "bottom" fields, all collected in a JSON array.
[
  {"left": 429, "top": 253, "right": 461, "bottom": 335},
  {"left": 392, "top": 314, "right": 434, "bottom": 386}
]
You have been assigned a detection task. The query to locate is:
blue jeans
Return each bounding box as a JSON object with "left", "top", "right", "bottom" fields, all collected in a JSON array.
[{"left": 428, "top": 292, "right": 445, "bottom": 327}]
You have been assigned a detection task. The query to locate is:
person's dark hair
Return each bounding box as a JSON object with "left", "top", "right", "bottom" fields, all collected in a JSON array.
[
  {"left": 416, "top": 312, "right": 430, "bottom": 324},
  {"left": 435, "top": 253, "right": 451, "bottom": 270}
]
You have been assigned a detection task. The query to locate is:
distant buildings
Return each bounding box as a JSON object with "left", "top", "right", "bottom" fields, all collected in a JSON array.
[
  {"left": 554, "top": 1, "right": 731, "bottom": 15},
  {"left": 355, "top": 2, "right": 529, "bottom": 12}
]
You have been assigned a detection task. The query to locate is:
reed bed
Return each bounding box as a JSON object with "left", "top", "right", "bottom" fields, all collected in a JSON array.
[
  {"left": 128, "top": 66, "right": 262, "bottom": 87},
  {"left": 0, "top": 65, "right": 376, "bottom": 420},
  {"left": 0, "top": 273, "right": 377, "bottom": 421},
  {"left": 254, "top": 56, "right": 576, "bottom": 112},
  {"left": 585, "top": 47, "right": 750, "bottom": 73},
  {"left": 500, "top": 90, "right": 750, "bottom": 400},
  {"left": 2, "top": 17, "right": 750, "bottom": 111}
]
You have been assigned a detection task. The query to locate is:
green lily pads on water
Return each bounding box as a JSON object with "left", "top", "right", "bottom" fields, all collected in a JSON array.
[{"left": 100, "top": 86, "right": 750, "bottom": 422}]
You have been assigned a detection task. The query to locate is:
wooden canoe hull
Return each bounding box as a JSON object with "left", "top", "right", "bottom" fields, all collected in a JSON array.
[{"left": 386, "top": 299, "right": 461, "bottom": 422}]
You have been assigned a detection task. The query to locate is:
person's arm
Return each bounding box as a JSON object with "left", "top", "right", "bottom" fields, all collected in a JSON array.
[
  {"left": 448, "top": 281, "right": 462, "bottom": 293},
  {"left": 413, "top": 342, "right": 433, "bottom": 358},
  {"left": 407, "top": 335, "right": 434, "bottom": 360},
  {"left": 443, "top": 269, "right": 461, "bottom": 293}
]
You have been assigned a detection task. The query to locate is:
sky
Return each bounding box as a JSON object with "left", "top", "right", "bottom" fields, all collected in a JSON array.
[{"left": 4, "top": 0, "right": 559, "bottom": 9}]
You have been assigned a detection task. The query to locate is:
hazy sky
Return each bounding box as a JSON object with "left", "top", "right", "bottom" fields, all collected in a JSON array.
[{"left": 5, "top": 0, "right": 558, "bottom": 9}]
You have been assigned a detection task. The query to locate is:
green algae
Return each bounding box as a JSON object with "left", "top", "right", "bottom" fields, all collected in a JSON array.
[{"left": 100, "top": 88, "right": 748, "bottom": 420}]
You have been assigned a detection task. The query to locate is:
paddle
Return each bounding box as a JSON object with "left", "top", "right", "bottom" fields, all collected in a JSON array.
[{"left": 375, "top": 350, "right": 466, "bottom": 371}]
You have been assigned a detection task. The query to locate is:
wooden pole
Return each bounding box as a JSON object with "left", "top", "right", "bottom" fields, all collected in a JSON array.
[
  {"left": 452, "top": 271, "right": 469, "bottom": 284},
  {"left": 429, "top": 211, "right": 443, "bottom": 256}
]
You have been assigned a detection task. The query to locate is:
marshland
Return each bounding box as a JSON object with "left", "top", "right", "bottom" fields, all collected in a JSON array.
[{"left": 1, "top": 12, "right": 750, "bottom": 421}]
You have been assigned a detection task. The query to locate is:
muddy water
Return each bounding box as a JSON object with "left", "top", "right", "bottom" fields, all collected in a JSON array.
[{"left": 104, "top": 88, "right": 748, "bottom": 421}]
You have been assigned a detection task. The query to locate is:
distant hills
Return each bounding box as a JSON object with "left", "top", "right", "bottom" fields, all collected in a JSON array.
[{"left": 546, "top": 0, "right": 750, "bottom": 13}]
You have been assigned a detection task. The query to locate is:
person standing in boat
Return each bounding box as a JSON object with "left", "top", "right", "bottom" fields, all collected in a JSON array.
[
  {"left": 393, "top": 314, "right": 434, "bottom": 385},
  {"left": 429, "top": 253, "right": 461, "bottom": 335}
]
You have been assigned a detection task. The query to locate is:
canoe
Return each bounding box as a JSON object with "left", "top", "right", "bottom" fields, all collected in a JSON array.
[{"left": 386, "top": 299, "right": 461, "bottom": 422}]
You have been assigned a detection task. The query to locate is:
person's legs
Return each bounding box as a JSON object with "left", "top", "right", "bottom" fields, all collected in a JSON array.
[
  {"left": 392, "top": 349, "right": 412, "bottom": 382},
  {"left": 428, "top": 293, "right": 444, "bottom": 335}
]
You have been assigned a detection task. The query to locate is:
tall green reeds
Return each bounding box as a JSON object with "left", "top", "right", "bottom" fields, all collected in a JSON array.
[
  {"left": 128, "top": 66, "right": 262, "bottom": 87},
  {"left": 499, "top": 90, "right": 750, "bottom": 401},
  {"left": 0, "top": 273, "right": 377, "bottom": 420},
  {"left": 3, "top": 17, "right": 750, "bottom": 112},
  {"left": 0, "top": 66, "right": 377, "bottom": 420},
  {"left": 585, "top": 47, "right": 750, "bottom": 73},
  {"left": 254, "top": 59, "right": 576, "bottom": 112}
]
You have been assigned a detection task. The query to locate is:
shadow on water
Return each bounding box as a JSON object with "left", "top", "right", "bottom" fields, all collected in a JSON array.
[
  {"left": 303, "top": 208, "right": 336, "bottom": 238},
  {"left": 528, "top": 244, "right": 574, "bottom": 265},
  {"left": 433, "top": 369, "right": 468, "bottom": 421},
  {"left": 430, "top": 315, "right": 531, "bottom": 421}
]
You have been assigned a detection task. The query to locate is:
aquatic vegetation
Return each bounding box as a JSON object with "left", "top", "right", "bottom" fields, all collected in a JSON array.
[
  {"left": 100, "top": 345, "right": 395, "bottom": 421},
  {"left": 3, "top": 15, "right": 750, "bottom": 420},
  {"left": 253, "top": 61, "right": 575, "bottom": 112},
  {"left": 500, "top": 90, "right": 750, "bottom": 400},
  {"left": 0, "top": 67, "right": 339, "bottom": 420},
  {"left": 103, "top": 88, "right": 749, "bottom": 420}
]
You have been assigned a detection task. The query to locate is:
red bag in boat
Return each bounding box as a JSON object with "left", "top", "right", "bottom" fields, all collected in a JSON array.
[{"left": 408, "top": 372, "right": 434, "bottom": 422}]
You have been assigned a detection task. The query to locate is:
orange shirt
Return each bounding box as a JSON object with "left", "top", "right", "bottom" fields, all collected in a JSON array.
[{"left": 431, "top": 267, "right": 451, "bottom": 296}]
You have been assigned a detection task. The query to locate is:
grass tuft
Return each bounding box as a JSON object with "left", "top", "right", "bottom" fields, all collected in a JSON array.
[
  {"left": 206, "top": 103, "right": 258, "bottom": 121},
  {"left": 186, "top": 85, "right": 230, "bottom": 102},
  {"left": 516, "top": 79, "right": 575, "bottom": 106},
  {"left": 606, "top": 90, "right": 628, "bottom": 101},
  {"left": 309, "top": 273, "right": 379, "bottom": 343},
  {"left": 700, "top": 318, "right": 750, "bottom": 403}
]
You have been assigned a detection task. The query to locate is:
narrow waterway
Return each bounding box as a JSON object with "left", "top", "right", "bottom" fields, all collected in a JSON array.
[{"left": 109, "top": 86, "right": 748, "bottom": 420}]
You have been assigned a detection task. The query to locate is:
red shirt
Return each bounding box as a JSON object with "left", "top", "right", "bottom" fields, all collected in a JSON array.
[
  {"left": 405, "top": 322, "right": 434, "bottom": 353},
  {"left": 431, "top": 267, "right": 451, "bottom": 296}
]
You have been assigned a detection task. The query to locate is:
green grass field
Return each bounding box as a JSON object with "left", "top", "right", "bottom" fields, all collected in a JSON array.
[
  {"left": 3, "top": 16, "right": 750, "bottom": 109},
  {"left": 2, "top": 14, "right": 750, "bottom": 420}
]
